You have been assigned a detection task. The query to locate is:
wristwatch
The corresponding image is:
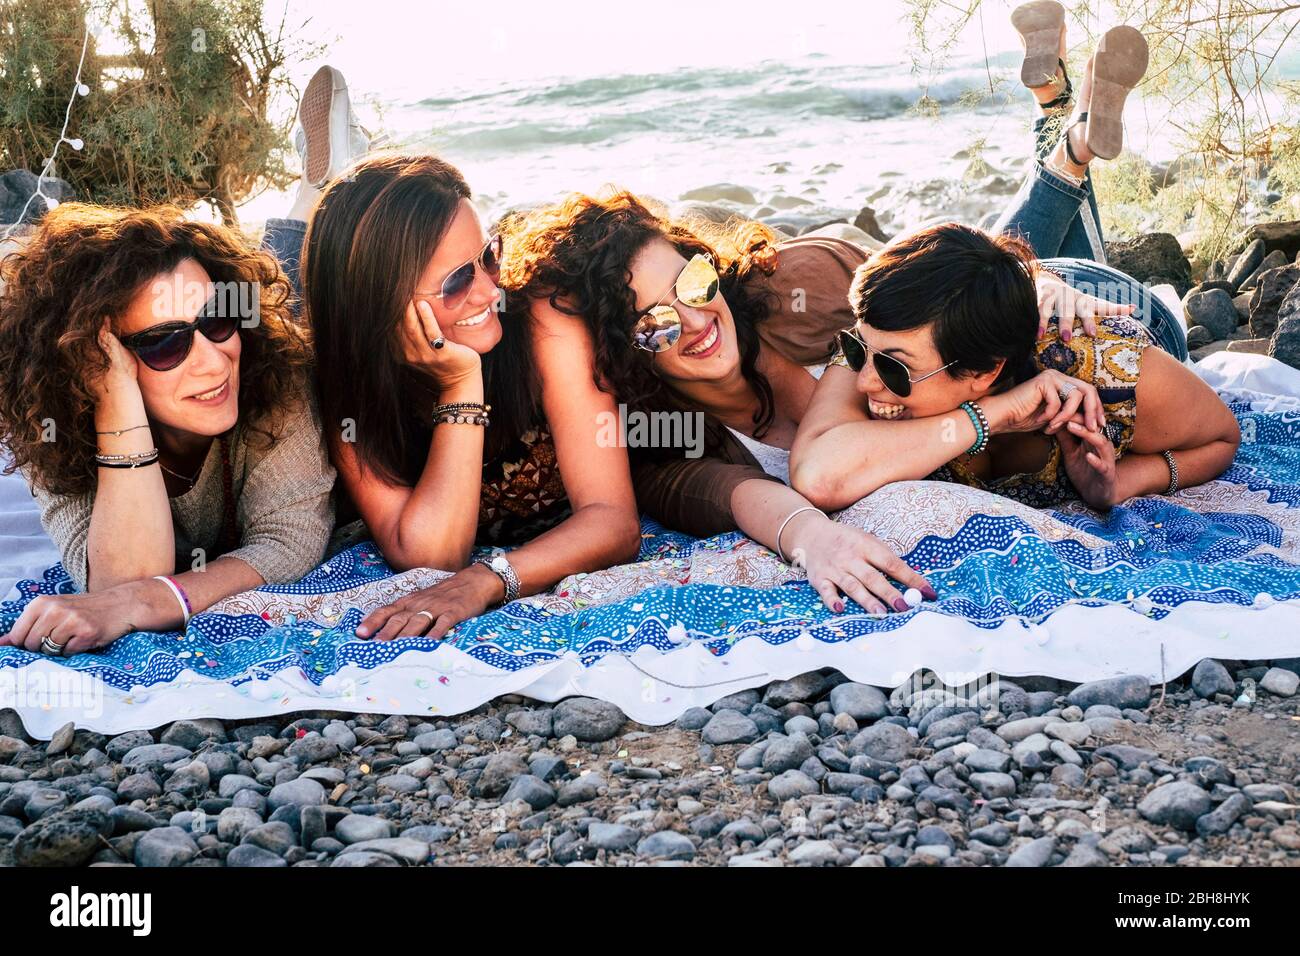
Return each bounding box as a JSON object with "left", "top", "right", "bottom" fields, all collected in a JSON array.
[{"left": 474, "top": 549, "right": 520, "bottom": 605}]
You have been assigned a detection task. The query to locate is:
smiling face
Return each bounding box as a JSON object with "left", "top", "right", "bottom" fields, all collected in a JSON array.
[
  {"left": 411, "top": 199, "right": 503, "bottom": 354},
  {"left": 853, "top": 321, "right": 1003, "bottom": 421},
  {"left": 627, "top": 238, "right": 738, "bottom": 382},
  {"left": 120, "top": 257, "right": 241, "bottom": 438}
]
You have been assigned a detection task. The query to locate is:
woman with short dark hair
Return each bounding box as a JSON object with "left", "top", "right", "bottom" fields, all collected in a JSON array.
[{"left": 789, "top": 222, "right": 1240, "bottom": 511}]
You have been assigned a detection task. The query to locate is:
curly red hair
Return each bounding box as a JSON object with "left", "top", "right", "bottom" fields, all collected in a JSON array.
[{"left": 0, "top": 203, "right": 311, "bottom": 496}]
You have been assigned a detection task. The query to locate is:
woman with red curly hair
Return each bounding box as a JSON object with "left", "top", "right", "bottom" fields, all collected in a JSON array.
[{"left": 0, "top": 204, "right": 335, "bottom": 655}]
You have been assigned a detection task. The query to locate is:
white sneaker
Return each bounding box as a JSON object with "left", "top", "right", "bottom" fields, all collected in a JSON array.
[{"left": 292, "top": 65, "right": 372, "bottom": 188}]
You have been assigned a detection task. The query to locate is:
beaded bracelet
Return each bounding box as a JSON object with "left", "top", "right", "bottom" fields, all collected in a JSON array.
[
  {"left": 434, "top": 402, "right": 491, "bottom": 416},
  {"left": 434, "top": 412, "right": 490, "bottom": 427},
  {"left": 959, "top": 401, "right": 990, "bottom": 457},
  {"left": 1162, "top": 450, "right": 1179, "bottom": 496},
  {"left": 96, "top": 453, "right": 159, "bottom": 469},
  {"left": 95, "top": 447, "right": 159, "bottom": 461}
]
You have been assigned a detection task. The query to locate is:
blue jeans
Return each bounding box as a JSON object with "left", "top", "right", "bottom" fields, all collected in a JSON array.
[
  {"left": 262, "top": 217, "right": 307, "bottom": 304},
  {"left": 992, "top": 115, "right": 1188, "bottom": 361}
]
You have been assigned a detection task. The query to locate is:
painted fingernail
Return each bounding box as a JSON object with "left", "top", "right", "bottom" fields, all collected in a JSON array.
[
  {"left": 872, "top": 603, "right": 888, "bottom": 615},
  {"left": 922, "top": 585, "right": 938, "bottom": 600},
  {"left": 893, "top": 598, "right": 910, "bottom": 612},
  {"left": 833, "top": 600, "right": 844, "bottom": 613}
]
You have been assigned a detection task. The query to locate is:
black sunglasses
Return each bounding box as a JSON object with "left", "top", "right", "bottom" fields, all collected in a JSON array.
[
  {"left": 834, "top": 326, "right": 955, "bottom": 398},
  {"left": 414, "top": 234, "right": 503, "bottom": 312},
  {"left": 119, "top": 305, "right": 240, "bottom": 372}
]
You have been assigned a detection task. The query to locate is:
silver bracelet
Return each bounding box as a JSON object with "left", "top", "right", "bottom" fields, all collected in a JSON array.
[
  {"left": 1162, "top": 450, "right": 1179, "bottom": 496},
  {"left": 775, "top": 505, "right": 824, "bottom": 564}
]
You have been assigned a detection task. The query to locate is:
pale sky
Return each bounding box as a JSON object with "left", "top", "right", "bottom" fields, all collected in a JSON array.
[{"left": 284, "top": 0, "right": 1024, "bottom": 93}]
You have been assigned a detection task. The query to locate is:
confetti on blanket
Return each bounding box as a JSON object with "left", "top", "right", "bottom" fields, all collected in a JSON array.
[{"left": 3, "top": 398, "right": 1300, "bottom": 737}]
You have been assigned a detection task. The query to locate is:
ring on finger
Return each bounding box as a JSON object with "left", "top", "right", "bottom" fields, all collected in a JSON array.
[
  {"left": 1056, "top": 381, "right": 1077, "bottom": 400},
  {"left": 413, "top": 610, "right": 435, "bottom": 624},
  {"left": 429, "top": 337, "right": 445, "bottom": 350},
  {"left": 40, "top": 634, "right": 66, "bottom": 657}
]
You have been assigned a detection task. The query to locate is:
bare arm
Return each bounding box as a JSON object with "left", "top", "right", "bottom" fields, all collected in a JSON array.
[
  {"left": 336, "top": 300, "right": 487, "bottom": 572},
  {"left": 499, "top": 299, "right": 642, "bottom": 592},
  {"left": 84, "top": 343, "right": 174, "bottom": 590},
  {"left": 791, "top": 364, "right": 1104, "bottom": 511},
  {"left": 355, "top": 299, "right": 643, "bottom": 641},
  {"left": 1117, "top": 345, "right": 1240, "bottom": 498},
  {"left": 790, "top": 365, "right": 982, "bottom": 511},
  {"left": 1, "top": 554, "right": 264, "bottom": 655}
]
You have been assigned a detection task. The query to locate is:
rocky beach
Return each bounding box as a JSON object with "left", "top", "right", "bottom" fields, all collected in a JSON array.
[{"left": 3, "top": 660, "right": 1298, "bottom": 869}]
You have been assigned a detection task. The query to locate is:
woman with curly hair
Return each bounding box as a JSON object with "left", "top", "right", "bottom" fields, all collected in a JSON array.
[
  {"left": 0, "top": 204, "right": 335, "bottom": 655},
  {"left": 502, "top": 190, "right": 938, "bottom": 615}
]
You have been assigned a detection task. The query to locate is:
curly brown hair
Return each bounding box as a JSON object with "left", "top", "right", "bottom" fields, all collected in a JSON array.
[
  {"left": 500, "top": 190, "right": 782, "bottom": 436},
  {"left": 0, "top": 203, "right": 312, "bottom": 496}
]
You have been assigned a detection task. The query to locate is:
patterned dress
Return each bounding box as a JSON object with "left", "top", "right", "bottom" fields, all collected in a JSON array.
[{"left": 830, "top": 316, "right": 1152, "bottom": 508}]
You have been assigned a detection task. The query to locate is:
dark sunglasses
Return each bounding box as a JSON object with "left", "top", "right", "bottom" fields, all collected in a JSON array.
[
  {"left": 119, "top": 306, "right": 240, "bottom": 372},
  {"left": 630, "top": 254, "right": 720, "bottom": 353},
  {"left": 834, "top": 326, "right": 955, "bottom": 398},
  {"left": 414, "top": 234, "right": 503, "bottom": 312}
]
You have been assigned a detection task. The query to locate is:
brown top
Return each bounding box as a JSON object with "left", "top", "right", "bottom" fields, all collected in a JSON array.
[
  {"left": 631, "top": 235, "right": 870, "bottom": 536},
  {"left": 31, "top": 400, "right": 337, "bottom": 591}
]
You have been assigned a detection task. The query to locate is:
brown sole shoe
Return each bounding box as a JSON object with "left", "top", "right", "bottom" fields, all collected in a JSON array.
[
  {"left": 300, "top": 66, "right": 337, "bottom": 188},
  {"left": 1086, "top": 25, "right": 1149, "bottom": 160},
  {"left": 1012, "top": 0, "right": 1066, "bottom": 90}
]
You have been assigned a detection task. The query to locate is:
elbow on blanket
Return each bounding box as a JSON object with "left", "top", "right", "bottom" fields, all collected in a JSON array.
[{"left": 789, "top": 459, "right": 863, "bottom": 513}]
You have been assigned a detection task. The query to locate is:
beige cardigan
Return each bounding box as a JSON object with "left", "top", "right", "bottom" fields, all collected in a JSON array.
[{"left": 30, "top": 399, "right": 336, "bottom": 591}]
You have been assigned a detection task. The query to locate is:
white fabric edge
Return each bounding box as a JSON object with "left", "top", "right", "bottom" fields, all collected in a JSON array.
[{"left": 4, "top": 597, "right": 1298, "bottom": 738}]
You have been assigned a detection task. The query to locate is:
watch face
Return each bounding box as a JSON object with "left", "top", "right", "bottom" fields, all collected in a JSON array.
[{"left": 491, "top": 556, "right": 509, "bottom": 572}]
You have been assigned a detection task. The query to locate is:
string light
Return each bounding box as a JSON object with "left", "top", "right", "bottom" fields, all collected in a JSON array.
[{"left": 2, "top": 18, "right": 93, "bottom": 242}]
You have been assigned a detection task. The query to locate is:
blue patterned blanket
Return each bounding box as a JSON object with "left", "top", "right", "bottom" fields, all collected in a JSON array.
[{"left": 3, "top": 399, "right": 1300, "bottom": 737}]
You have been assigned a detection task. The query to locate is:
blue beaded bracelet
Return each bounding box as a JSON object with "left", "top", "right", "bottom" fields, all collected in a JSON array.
[{"left": 959, "top": 401, "right": 990, "bottom": 456}]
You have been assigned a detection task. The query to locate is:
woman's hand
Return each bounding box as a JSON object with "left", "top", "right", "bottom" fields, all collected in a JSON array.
[
  {"left": 356, "top": 563, "right": 504, "bottom": 641},
  {"left": 783, "top": 512, "right": 936, "bottom": 615},
  {"left": 1057, "top": 420, "right": 1120, "bottom": 509},
  {"left": 0, "top": 587, "right": 142, "bottom": 655},
  {"left": 984, "top": 370, "right": 1105, "bottom": 436},
  {"left": 399, "top": 298, "right": 482, "bottom": 391},
  {"left": 91, "top": 319, "right": 141, "bottom": 402},
  {"left": 1034, "top": 271, "right": 1136, "bottom": 342}
]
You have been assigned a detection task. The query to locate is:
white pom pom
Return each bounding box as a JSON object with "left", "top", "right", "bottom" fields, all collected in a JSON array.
[
  {"left": 903, "top": 587, "right": 923, "bottom": 608},
  {"left": 667, "top": 623, "right": 689, "bottom": 645}
]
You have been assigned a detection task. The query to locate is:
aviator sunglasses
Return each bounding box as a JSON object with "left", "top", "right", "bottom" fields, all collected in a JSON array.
[
  {"left": 414, "top": 234, "right": 503, "bottom": 312},
  {"left": 834, "top": 325, "right": 955, "bottom": 398},
  {"left": 630, "top": 254, "right": 720, "bottom": 353},
  {"left": 119, "top": 300, "right": 241, "bottom": 372}
]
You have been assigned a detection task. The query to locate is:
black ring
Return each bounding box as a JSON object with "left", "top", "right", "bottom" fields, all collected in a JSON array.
[{"left": 431, "top": 337, "right": 445, "bottom": 350}]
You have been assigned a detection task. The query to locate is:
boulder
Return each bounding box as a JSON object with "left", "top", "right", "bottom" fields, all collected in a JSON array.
[
  {"left": 1248, "top": 264, "right": 1300, "bottom": 338},
  {"left": 1183, "top": 288, "right": 1238, "bottom": 339},
  {"left": 1226, "top": 238, "right": 1266, "bottom": 291},
  {"left": 1240, "top": 220, "right": 1300, "bottom": 263},
  {"left": 1105, "top": 233, "right": 1193, "bottom": 297},
  {"left": 1270, "top": 285, "right": 1300, "bottom": 371},
  {"left": 853, "top": 206, "right": 890, "bottom": 242},
  {"left": 0, "top": 170, "right": 75, "bottom": 226},
  {"left": 1239, "top": 249, "right": 1289, "bottom": 292}
]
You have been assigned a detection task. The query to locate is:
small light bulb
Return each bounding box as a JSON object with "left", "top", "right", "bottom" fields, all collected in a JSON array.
[
  {"left": 65, "top": 137, "right": 84, "bottom": 151},
  {"left": 43, "top": 195, "right": 60, "bottom": 210},
  {"left": 77, "top": 83, "right": 90, "bottom": 96}
]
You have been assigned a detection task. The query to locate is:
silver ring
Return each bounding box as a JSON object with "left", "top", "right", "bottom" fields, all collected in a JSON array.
[
  {"left": 413, "top": 610, "right": 435, "bottom": 623},
  {"left": 430, "top": 337, "right": 445, "bottom": 350},
  {"left": 40, "top": 635, "right": 65, "bottom": 657},
  {"left": 1057, "top": 382, "right": 1078, "bottom": 400}
]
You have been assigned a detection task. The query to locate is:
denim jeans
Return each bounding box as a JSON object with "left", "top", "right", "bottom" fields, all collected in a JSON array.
[
  {"left": 262, "top": 217, "right": 307, "bottom": 304},
  {"left": 992, "top": 115, "right": 1188, "bottom": 361}
]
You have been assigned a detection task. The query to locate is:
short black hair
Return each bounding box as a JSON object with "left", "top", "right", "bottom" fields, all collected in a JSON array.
[{"left": 849, "top": 222, "right": 1040, "bottom": 387}]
